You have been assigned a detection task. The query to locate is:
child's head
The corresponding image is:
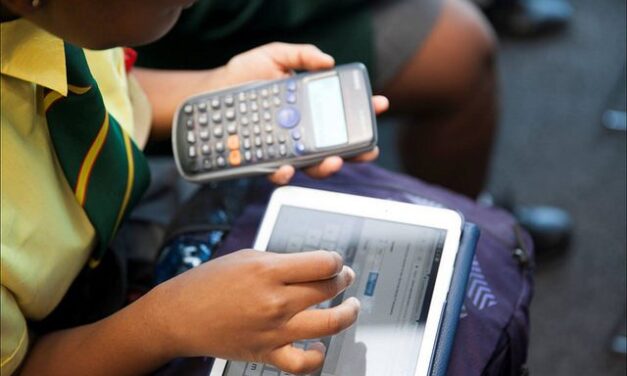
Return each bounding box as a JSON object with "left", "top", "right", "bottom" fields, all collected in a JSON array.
[{"left": 1, "top": 0, "right": 195, "bottom": 49}]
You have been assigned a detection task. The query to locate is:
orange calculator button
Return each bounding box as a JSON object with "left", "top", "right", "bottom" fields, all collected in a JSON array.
[
  {"left": 229, "top": 150, "right": 242, "bottom": 166},
  {"left": 227, "top": 135, "right": 240, "bottom": 150}
]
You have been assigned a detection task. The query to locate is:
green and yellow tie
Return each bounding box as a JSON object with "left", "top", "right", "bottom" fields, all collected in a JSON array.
[{"left": 44, "top": 43, "right": 150, "bottom": 268}]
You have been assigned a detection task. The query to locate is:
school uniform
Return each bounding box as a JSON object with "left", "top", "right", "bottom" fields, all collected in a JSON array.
[{"left": 0, "top": 19, "right": 150, "bottom": 375}]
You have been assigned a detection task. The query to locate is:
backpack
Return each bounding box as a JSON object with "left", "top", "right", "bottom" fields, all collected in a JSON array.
[{"left": 210, "top": 163, "right": 534, "bottom": 376}]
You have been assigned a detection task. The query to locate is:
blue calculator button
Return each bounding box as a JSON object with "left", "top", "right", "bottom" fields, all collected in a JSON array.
[
  {"left": 286, "top": 92, "right": 296, "bottom": 104},
  {"left": 286, "top": 79, "right": 297, "bottom": 91},
  {"left": 277, "top": 107, "right": 300, "bottom": 129},
  {"left": 291, "top": 129, "right": 301, "bottom": 140},
  {"left": 294, "top": 142, "right": 306, "bottom": 155}
]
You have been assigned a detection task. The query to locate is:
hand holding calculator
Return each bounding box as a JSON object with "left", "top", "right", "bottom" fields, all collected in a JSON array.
[{"left": 172, "top": 63, "right": 378, "bottom": 183}]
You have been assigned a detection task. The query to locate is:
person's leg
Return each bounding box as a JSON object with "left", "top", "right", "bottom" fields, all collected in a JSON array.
[{"left": 382, "top": 0, "right": 498, "bottom": 198}]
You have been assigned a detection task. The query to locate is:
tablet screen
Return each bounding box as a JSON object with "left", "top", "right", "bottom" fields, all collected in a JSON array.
[{"left": 224, "top": 205, "right": 447, "bottom": 376}]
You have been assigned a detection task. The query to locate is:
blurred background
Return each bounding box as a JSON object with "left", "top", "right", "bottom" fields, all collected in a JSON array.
[{"left": 377, "top": 0, "right": 626, "bottom": 374}]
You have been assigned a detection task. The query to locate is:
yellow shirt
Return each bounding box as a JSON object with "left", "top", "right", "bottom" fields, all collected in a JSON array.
[{"left": 1, "top": 19, "right": 150, "bottom": 375}]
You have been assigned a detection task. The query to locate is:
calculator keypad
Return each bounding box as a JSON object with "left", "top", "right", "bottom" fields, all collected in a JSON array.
[{"left": 181, "top": 79, "right": 304, "bottom": 173}]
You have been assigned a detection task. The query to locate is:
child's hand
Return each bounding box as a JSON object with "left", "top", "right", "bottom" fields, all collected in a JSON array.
[
  {"left": 147, "top": 249, "right": 358, "bottom": 375},
  {"left": 221, "top": 43, "right": 389, "bottom": 185},
  {"left": 223, "top": 42, "right": 336, "bottom": 85},
  {"left": 268, "top": 96, "right": 388, "bottom": 185}
]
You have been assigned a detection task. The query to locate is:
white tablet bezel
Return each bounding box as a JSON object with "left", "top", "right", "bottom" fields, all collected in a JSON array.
[{"left": 210, "top": 186, "right": 463, "bottom": 376}]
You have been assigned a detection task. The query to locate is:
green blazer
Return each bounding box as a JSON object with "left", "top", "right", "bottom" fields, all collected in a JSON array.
[{"left": 137, "top": 0, "right": 375, "bottom": 81}]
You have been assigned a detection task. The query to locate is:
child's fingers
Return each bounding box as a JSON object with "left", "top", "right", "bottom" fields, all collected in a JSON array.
[
  {"left": 349, "top": 147, "right": 379, "bottom": 163},
  {"left": 282, "top": 297, "right": 361, "bottom": 341},
  {"left": 372, "top": 95, "right": 389, "bottom": 115},
  {"left": 285, "top": 266, "right": 356, "bottom": 311},
  {"left": 264, "top": 342, "right": 327, "bottom": 375},
  {"left": 303, "top": 156, "right": 343, "bottom": 179},
  {"left": 263, "top": 42, "right": 335, "bottom": 71},
  {"left": 268, "top": 165, "right": 295, "bottom": 185}
]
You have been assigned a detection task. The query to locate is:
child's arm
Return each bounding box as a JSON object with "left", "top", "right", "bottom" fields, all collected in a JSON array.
[{"left": 19, "top": 250, "right": 357, "bottom": 376}]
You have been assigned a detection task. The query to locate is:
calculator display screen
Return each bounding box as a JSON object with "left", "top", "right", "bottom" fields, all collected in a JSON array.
[{"left": 307, "top": 76, "right": 349, "bottom": 148}]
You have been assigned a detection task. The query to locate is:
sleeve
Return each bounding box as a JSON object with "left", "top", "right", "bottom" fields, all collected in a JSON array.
[{"left": 1, "top": 286, "right": 29, "bottom": 376}]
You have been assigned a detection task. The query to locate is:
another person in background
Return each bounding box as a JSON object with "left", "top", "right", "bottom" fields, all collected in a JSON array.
[
  {"left": 136, "top": 0, "right": 499, "bottom": 198},
  {"left": 136, "top": 0, "right": 573, "bottom": 253}
]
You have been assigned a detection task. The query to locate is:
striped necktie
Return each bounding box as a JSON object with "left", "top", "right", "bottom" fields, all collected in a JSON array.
[{"left": 44, "top": 43, "right": 150, "bottom": 268}]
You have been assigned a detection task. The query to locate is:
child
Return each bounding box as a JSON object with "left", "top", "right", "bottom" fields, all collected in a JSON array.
[{"left": 0, "top": 0, "right": 388, "bottom": 374}]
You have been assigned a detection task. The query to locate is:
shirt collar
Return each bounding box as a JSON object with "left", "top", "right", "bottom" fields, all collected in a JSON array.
[{"left": 1, "top": 19, "right": 68, "bottom": 96}]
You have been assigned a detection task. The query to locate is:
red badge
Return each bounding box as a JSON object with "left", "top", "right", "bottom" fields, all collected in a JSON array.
[{"left": 123, "top": 48, "right": 138, "bottom": 73}]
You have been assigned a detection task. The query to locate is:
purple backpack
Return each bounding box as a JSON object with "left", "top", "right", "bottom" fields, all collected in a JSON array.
[
  {"left": 153, "top": 163, "right": 534, "bottom": 376},
  {"left": 214, "top": 163, "right": 534, "bottom": 376}
]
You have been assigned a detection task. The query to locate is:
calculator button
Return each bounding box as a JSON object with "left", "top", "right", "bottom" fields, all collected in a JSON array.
[
  {"left": 272, "top": 84, "right": 280, "bottom": 94},
  {"left": 199, "top": 129, "right": 210, "bottom": 141},
  {"left": 216, "top": 156, "right": 226, "bottom": 168},
  {"left": 277, "top": 107, "right": 300, "bottom": 129},
  {"left": 227, "top": 123, "right": 237, "bottom": 135},
  {"left": 250, "top": 101, "right": 259, "bottom": 112},
  {"left": 186, "top": 131, "right": 196, "bottom": 144},
  {"left": 183, "top": 104, "right": 193, "bottom": 115},
  {"left": 198, "top": 114, "right": 208, "bottom": 126},
  {"left": 260, "top": 88, "right": 269, "bottom": 97},
  {"left": 273, "top": 96, "right": 281, "bottom": 107},
  {"left": 264, "top": 124, "right": 273, "bottom": 133},
  {"left": 251, "top": 113, "right": 260, "bottom": 123},
  {"left": 255, "top": 149, "right": 264, "bottom": 160},
  {"left": 225, "top": 109, "right": 236, "bottom": 121},
  {"left": 263, "top": 111, "right": 272, "bottom": 122},
  {"left": 186, "top": 119, "right": 194, "bottom": 129},
  {"left": 241, "top": 128, "right": 250, "bottom": 137},
  {"left": 188, "top": 146, "right": 197, "bottom": 158},
  {"left": 265, "top": 135, "right": 274, "bottom": 145},
  {"left": 248, "top": 91, "right": 257, "bottom": 100},
  {"left": 224, "top": 95, "right": 234, "bottom": 107},
  {"left": 213, "top": 126, "right": 224, "bottom": 138},
  {"left": 262, "top": 99, "right": 270, "bottom": 109},
  {"left": 198, "top": 102, "right": 208, "bottom": 112},
  {"left": 253, "top": 125, "right": 261, "bottom": 135},
  {"left": 286, "top": 92, "right": 296, "bottom": 104},
  {"left": 227, "top": 135, "right": 240, "bottom": 150},
  {"left": 278, "top": 134, "right": 287, "bottom": 143},
  {"left": 211, "top": 112, "right": 222, "bottom": 124},
  {"left": 201, "top": 144, "right": 211, "bottom": 155},
  {"left": 244, "top": 150, "right": 252, "bottom": 162},
  {"left": 238, "top": 92, "right": 246, "bottom": 102},
  {"left": 228, "top": 150, "right": 242, "bottom": 166},
  {"left": 240, "top": 116, "right": 249, "bottom": 126},
  {"left": 267, "top": 146, "right": 276, "bottom": 158},
  {"left": 243, "top": 138, "right": 252, "bottom": 150},
  {"left": 239, "top": 102, "right": 247, "bottom": 114},
  {"left": 211, "top": 98, "right": 220, "bottom": 109},
  {"left": 279, "top": 143, "right": 288, "bottom": 156},
  {"left": 254, "top": 136, "right": 262, "bottom": 147},
  {"left": 291, "top": 129, "right": 301, "bottom": 140},
  {"left": 215, "top": 141, "right": 225, "bottom": 153},
  {"left": 202, "top": 158, "right": 212, "bottom": 170},
  {"left": 286, "top": 79, "right": 297, "bottom": 91},
  {"left": 294, "top": 142, "right": 305, "bottom": 155}
]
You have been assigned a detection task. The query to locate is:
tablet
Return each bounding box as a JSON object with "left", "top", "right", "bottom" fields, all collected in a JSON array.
[{"left": 210, "top": 186, "right": 463, "bottom": 376}]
